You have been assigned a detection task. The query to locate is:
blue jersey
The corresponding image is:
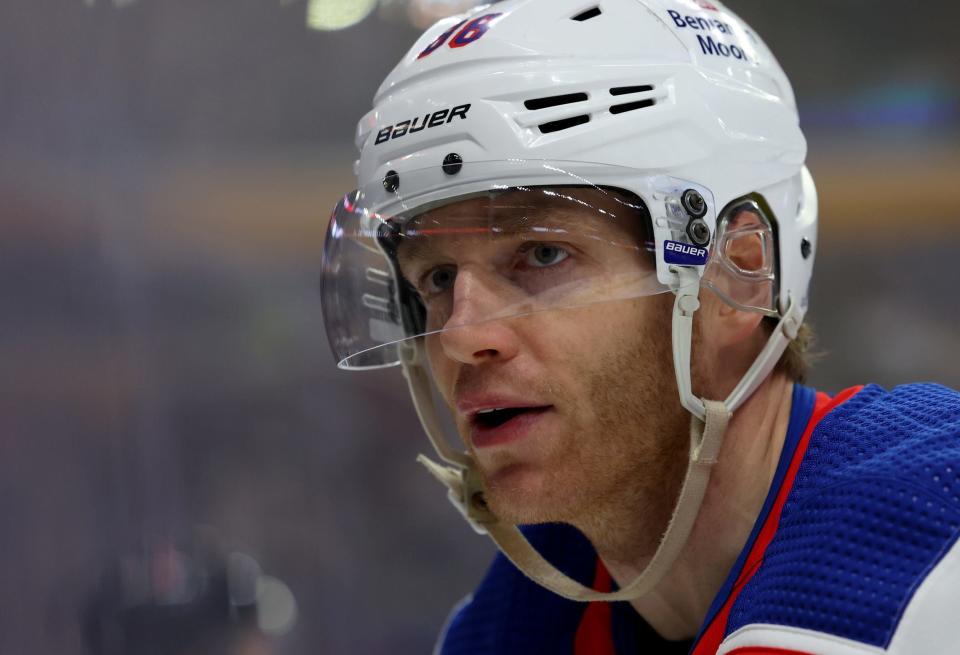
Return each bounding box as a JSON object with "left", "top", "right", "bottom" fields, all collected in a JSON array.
[{"left": 437, "top": 383, "right": 960, "bottom": 655}]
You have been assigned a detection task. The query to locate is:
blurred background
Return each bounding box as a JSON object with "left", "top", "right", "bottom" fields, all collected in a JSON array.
[{"left": 1, "top": 0, "right": 958, "bottom": 653}]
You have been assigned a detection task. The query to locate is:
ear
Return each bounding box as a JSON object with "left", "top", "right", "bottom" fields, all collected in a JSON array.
[
  {"left": 699, "top": 287, "right": 765, "bottom": 349},
  {"left": 694, "top": 286, "right": 767, "bottom": 402}
]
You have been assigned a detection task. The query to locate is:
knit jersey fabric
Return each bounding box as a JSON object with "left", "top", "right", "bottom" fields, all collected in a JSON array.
[{"left": 437, "top": 383, "right": 960, "bottom": 655}]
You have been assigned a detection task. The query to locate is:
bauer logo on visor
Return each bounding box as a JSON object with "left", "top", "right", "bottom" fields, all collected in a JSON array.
[{"left": 664, "top": 240, "right": 708, "bottom": 266}]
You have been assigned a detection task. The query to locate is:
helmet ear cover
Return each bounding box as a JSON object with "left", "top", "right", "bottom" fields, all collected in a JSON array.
[
  {"left": 734, "top": 192, "right": 782, "bottom": 311},
  {"left": 703, "top": 192, "right": 782, "bottom": 318}
]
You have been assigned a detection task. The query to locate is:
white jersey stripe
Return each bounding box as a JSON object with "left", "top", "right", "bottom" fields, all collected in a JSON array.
[{"left": 717, "top": 623, "right": 885, "bottom": 655}]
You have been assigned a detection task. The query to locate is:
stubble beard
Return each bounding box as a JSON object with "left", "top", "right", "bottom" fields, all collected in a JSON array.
[{"left": 474, "top": 297, "right": 691, "bottom": 563}]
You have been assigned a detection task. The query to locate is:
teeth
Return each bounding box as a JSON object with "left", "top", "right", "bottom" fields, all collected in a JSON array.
[{"left": 477, "top": 408, "right": 505, "bottom": 415}]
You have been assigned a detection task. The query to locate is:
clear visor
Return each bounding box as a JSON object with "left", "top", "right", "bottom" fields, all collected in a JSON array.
[{"left": 322, "top": 162, "right": 686, "bottom": 369}]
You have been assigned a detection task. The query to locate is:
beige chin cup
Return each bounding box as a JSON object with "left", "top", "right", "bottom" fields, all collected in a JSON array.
[{"left": 408, "top": 266, "right": 800, "bottom": 602}]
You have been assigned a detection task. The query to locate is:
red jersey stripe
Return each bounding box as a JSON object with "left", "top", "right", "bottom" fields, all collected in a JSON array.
[{"left": 574, "top": 558, "right": 617, "bottom": 655}]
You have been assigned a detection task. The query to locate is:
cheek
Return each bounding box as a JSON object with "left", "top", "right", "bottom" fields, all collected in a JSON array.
[
  {"left": 514, "top": 300, "right": 662, "bottom": 413},
  {"left": 537, "top": 297, "right": 660, "bottom": 357},
  {"left": 424, "top": 299, "right": 453, "bottom": 333},
  {"left": 554, "top": 297, "right": 675, "bottom": 404},
  {"left": 424, "top": 335, "right": 457, "bottom": 402}
]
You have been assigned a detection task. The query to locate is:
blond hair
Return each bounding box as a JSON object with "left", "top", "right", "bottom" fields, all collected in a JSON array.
[{"left": 767, "top": 319, "right": 818, "bottom": 383}]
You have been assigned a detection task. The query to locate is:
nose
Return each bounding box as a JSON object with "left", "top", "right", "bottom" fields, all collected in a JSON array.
[{"left": 436, "top": 266, "right": 520, "bottom": 365}]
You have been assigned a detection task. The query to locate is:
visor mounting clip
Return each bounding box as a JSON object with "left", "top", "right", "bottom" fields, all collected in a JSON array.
[
  {"left": 682, "top": 189, "right": 707, "bottom": 218},
  {"left": 681, "top": 189, "right": 711, "bottom": 247},
  {"left": 687, "top": 219, "right": 710, "bottom": 247}
]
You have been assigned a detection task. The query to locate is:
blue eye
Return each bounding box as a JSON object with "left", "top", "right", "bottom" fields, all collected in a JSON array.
[
  {"left": 424, "top": 265, "right": 456, "bottom": 294},
  {"left": 525, "top": 244, "right": 569, "bottom": 268}
]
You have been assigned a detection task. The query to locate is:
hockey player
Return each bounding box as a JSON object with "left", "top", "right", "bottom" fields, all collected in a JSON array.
[{"left": 320, "top": 0, "right": 960, "bottom": 652}]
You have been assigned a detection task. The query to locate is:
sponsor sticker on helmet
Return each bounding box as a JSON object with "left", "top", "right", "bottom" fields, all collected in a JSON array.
[
  {"left": 664, "top": 4, "right": 757, "bottom": 64},
  {"left": 664, "top": 240, "right": 709, "bottom": 266}
]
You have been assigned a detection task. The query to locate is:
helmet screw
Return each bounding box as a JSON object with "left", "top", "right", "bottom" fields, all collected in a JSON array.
[
  {"left": 442, "top": 153, "right": 463, "bottom": 175},
  {"left": 801, "top": 238, "right": 812, "bottom": 259},
  {"left": 682, "top": 188, "right": 707, "bottom": 218},
  {"left": 383, "top": 170, "right": 400, "bottom": 193},
  {"left": 687, "top": 218, "right": 711, "bottom": 247}
]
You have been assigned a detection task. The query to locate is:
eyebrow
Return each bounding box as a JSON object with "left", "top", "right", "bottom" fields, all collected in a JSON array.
[
  {"left": 403, "top": 201, "right": 584, "bottom": 236},
  {"left": 393, "top": 190, "right": 650, "bottom": 266},
  {"left": 394, "top": 224, "right": 511, "bottom": 271}
]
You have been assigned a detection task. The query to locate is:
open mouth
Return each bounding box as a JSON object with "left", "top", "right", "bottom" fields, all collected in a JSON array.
[{"left": 472, "top": 406, "right": 552, "bottom": 430}]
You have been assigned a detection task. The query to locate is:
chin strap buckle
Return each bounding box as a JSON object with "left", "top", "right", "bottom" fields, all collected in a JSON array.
[{"left": 417, "top": 455, "right": 495, "bottom": 535}]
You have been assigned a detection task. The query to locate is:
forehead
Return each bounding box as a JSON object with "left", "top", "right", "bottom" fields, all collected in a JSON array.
[
  {"left": 415, "top": 186, "right": 641, "bottom": 223},
  {"left": 395, "top": 186, "right": 649, "bottom": 257}
]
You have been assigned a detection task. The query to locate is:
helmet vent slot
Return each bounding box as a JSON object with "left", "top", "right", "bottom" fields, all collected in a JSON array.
[
  {"left": 524, "top": 92, "right": 589, "bottom": 111},
  {"left": 610, "top": 98, "right": 656, "bottom": 114},
  {"left": 610, "top": 84, "right": 654, "bottom": 96},
  {"left": 571, "top": 6, "right": 602, "bottom": 21},
  {"left": 538, "top": 115, "right": 590, "bottom": 134}
]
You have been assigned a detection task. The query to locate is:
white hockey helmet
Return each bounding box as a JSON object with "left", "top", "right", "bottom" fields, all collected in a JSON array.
[{"left": 321, "top": 0, "right": 817, "bottom": 601}]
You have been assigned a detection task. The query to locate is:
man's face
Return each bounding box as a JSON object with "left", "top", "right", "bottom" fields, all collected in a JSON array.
[{"left": 396, "top": 188, "right": 689, "bottom": 528}]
